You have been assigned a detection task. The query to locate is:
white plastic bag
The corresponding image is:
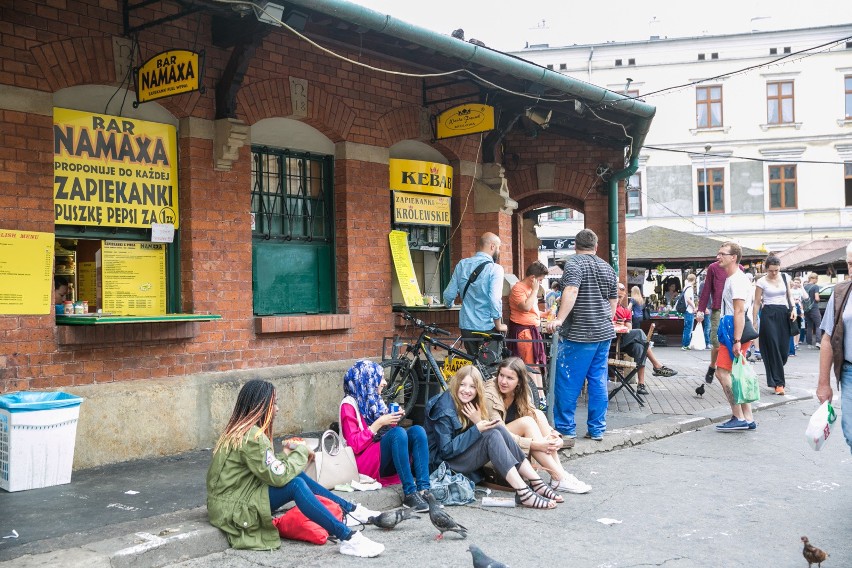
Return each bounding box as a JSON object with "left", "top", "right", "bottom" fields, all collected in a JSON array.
[
  {"left": 690, "top": 322, "right": 706, "bottom": 350},
  {"left": 805, "top": 400, "right": 836, "bottom": 451}
]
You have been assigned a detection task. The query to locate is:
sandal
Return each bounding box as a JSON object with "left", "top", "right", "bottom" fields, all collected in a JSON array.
[
  {"left": 529, "top": 478, "right": 563, "bottom": 503},
  {"left": 515, "top": 485, "right": 556, "bottom": 509}
]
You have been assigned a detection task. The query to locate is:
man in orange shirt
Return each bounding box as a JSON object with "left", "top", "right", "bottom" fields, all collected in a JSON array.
[{"left": 507, "top": 261, "right": 549, "bottom": 408}]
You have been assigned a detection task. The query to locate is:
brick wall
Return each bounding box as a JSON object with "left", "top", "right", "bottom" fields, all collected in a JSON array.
[{"left": 0, "top": 1, "right": 627, "bottom": 395}]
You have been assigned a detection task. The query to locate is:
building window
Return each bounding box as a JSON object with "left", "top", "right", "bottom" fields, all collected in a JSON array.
[
  {"left": 696, "top": 86, "right": 723, "bottom": 128},
  {"left": 697, "top": 168, "right": 724, "bottom": 213},
  {"left": 615, "top": 59, "right": 622, "bottom": 66},
  {"left": 251, "top": 146, "right": 335, "bottom": 315},
  {"left": 767, "top": 81, "right": 794, "bottom": 124},
  {"left": 711, "top": 52, "right": 718, "bottom": 59},
  {"left": 559, "top": 63, "right": 567, "bottom": 70},
  {"left": 783, "top": 46, "right": 791, "bottom": 53},
  {"left": 768, "top": 165, "right": 797, "bottom": 210},
  {"left": 626, "top": 173, "right": 642, "bottom": 216},
  {"left": 550, "top": 209, "right": 569, "bottom": 221},
  {"left": 845, "top": 162, "right": 852, "bottom": 207},
  {"left": 845, "top": 75, "right": 852, "bottom": 118},
  {"left": 628, "top": 58, "right": 636, "bottom": 65},
  {"left": 546, "top": 64, "right": 553, "bottom": 70},
  {"left": 698, "top": 53, "right": 705, "bottom": 61},
  {"left": 769, "top": 47, "right": 777, "bottom": 55}
]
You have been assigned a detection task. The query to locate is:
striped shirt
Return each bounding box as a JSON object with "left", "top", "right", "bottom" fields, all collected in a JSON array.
[{"left": 559, "top": 253, "right": 617, "bottom": 343}]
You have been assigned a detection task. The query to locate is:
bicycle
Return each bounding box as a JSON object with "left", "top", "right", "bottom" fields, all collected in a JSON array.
[{"left": 381, "top": 309, "right": 540, "bottom": 415}]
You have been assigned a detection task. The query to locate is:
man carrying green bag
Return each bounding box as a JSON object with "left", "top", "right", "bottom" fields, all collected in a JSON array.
[{"left": 731, "top": 356, "right": 760, "bottom": 404}]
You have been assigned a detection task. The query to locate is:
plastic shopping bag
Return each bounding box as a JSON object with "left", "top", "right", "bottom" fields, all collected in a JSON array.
[
  {"left": 690, "top": 322, "right": 706, "bottom": 350},
  {"left": 805, "top": 400, "right": 837, "bottom": 451},
  {"left": 731, "top": 356, "right": 760, "bottom": 404}
]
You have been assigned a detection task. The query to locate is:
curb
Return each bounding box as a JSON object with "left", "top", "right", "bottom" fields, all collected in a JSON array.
[{"left": 0, "top": 391, "right": 813, "bottom": 568}]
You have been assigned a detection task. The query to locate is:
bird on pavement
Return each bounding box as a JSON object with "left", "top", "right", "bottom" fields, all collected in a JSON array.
[
  {"left": 365, "top": 507, "right": 420, "bottom": 530},
  {"left": 695, "top": 383, "right": 705, "bottom": 397},
  {"left": 801, "top": 536, "right": 828, "bottom": 567},
  {"left": 469, "top": 544, "right": 509, "bottom": 568},
  {"left": 424, "top": 491, "right": 467, "bottom": 540}
]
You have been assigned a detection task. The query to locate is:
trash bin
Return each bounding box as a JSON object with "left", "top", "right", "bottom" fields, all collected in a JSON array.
[{"left": 0, "top": 391, "right": 84, "bottom": 492}]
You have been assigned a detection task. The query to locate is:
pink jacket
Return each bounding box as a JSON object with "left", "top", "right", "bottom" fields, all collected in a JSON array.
[{"left": 339, "top": 397, "right": 400, "bottom": 487}]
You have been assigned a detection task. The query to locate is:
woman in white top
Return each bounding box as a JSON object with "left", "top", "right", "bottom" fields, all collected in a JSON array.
[{"left": 753, "top": 255, "right": 796, "bottom": 395}]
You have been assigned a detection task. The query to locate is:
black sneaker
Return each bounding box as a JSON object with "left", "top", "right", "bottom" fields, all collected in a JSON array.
[
  {"left": 705, "top": 366, "right": 715, "bottom": 384},
  {"left": 636, "top": 384, "right": 649, "bottom": 395},
  {"left": 403, "top": 491, "right": 429, "bottom": 512}
]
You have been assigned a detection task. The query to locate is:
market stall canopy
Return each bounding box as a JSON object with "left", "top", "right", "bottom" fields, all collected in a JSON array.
[
  {"left": 626, "top": 226, "right": 764, "bottom": 269},
  {"left": 774, "top": 238, "right": 848, "bottom": 269},
  {"left": 786, "top": 245, "right": 848, "bottom": 273}
]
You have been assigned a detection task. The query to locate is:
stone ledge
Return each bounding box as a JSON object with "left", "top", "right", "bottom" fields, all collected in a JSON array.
[{"left": 254, "top": 314, "right": 351, "bottom": 334}]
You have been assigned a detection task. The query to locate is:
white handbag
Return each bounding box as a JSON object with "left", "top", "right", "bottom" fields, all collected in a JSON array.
[{"left": 304, "top": 429, "right": 359, "bottom": 489}]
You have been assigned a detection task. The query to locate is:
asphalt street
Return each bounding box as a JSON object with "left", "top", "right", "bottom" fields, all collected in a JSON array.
[{"left": 164, "top": 398, "right": 851, "bottom": 568}]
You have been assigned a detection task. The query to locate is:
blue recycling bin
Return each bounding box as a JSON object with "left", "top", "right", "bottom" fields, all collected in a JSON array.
[{"left": 0, "top": 391, "right": 84, "bottom": 491}]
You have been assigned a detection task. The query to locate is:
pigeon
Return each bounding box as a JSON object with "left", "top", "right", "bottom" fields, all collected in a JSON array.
[
  {"left": 801, "top": 536, "right": 828, "bottom": 567},
  {"left": 365, "top": 507, "right": 420, "bottom": 530},
  {"left": 695, "top": 383, "right": 705, "bottom": 397},
  {"left": 451, "top": 28, "right": 465, "bottom": 40},
  {"left": 424, "top": 491, "right": 467, "bottom": 540},
  {"left": 469, "top": 544, "right": 509, "bottom": 568}
]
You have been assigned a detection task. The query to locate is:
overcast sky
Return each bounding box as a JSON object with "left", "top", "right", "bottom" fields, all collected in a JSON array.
[{"left": 349, "top": 0, "right": 851, "bottom": 52}]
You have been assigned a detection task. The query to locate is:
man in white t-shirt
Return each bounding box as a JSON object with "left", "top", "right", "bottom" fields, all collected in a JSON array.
[{"left": 714, "top": 241, "right": 757, "bottom": 432}]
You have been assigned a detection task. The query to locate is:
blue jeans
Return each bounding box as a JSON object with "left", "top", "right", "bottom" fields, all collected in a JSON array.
[
  {"left": 703, "top": 314, "right": 711, "bottom": 346},
  {"left": 841, "top": 364, "right": 852, "bottom": 455},
  {"left": 268, "top": 472, "right": 354, "bottom": 540},
  {"left": 379, "top": 425, "right": 431, "bottom": 495},
  {"left": 681, "top": 312, "right": 695, "bottom": 347},
  {"left": 554, "top": 338, "right": 611, "bottom": 437}
]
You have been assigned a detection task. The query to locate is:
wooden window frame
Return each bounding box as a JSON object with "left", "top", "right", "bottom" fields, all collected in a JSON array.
[
  {"left": 844, "top": 162, "right": 852, "bottom": 207},
  {"left": 767, "top": 81, "right": 795, "bottom": 124},
  {"left": 696, "top": 85, "right": 723, "bottom": 128},
  {"left": 768, "top": 165, "right": 798, "bottom": 210},
  {"left": 845, "top": 75, "right": 852, "bottom": 119},
  {"left": 697, "top": 167, "right": 725, "bottom": 214}
]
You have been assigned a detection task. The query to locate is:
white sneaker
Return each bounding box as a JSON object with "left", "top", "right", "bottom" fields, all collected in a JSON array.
[
  {"left": 550, "top": 474, "right": 592, "bottom": 494},
  {"left": 339, "top": 530, "right": 384, "bottom": 558},
  {"left": 346, "top": 503, "right": 380, "bottom": 526}
]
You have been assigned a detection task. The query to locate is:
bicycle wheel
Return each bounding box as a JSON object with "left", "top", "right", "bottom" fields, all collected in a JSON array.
[
  {"left": 380, "top": 359, "right": 420, "bottom": 415},
  {"left": 526, "top": 376, "right": 541, "bottom": 410}
]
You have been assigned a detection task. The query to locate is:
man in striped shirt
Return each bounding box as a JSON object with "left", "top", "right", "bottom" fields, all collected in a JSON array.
[{"left": 546, "top": 229, "right": 618, "bottom": 441}]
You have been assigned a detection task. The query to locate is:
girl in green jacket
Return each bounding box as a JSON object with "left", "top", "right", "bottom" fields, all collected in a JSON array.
[{"left": 206, "top": 379, "right": 385, "bottom": 557}]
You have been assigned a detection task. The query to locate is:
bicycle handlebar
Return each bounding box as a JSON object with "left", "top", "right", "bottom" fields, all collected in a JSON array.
[{"left": 396, "top": 309, "right": 452, "bottom": 336}]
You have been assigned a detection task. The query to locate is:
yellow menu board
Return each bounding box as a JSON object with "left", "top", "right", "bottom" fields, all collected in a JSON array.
[
  {"left": 389, "top": 230, "right": 422, "bottom": 307},
  {"left": 77, "top": 261, "right": 97, "bottom": 306},
  {"left": 101, "top": 241, "right": 166, "bottom": 315},
  {"left": 0, "top": 229, "right": 54, "bottom": 314}
]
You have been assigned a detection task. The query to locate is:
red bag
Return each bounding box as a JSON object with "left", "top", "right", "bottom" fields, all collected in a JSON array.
[{"left": 271, "top": 495, "right": 343, "bottom": 545}]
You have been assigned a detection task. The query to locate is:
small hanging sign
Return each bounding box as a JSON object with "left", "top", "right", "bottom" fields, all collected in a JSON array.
[
  {"left": 435, "top": 103, "right": 495, "bottom": 140},
  {"left": 134, "top": 49, "right": 205, "bottom": 106}
]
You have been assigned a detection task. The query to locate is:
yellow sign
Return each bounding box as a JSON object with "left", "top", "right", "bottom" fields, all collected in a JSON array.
[
  {"left": 393, "top": 192, "right": 451, "bottom": 226},
  {"left": 135, "top": 49, "right": 202, "bottom": 104},
  {"left": 389, "top": 159, "right": 453, "bottom": 197},
  {"left": 441, "top": 356, "right": 472, "bottom": 380},
  {"left": 388, "top": 230, "right": 423, "bottom": 307},
  {"left": 0, "top": 229, "right": 54, "bottom": 315},
  {"left": 101, "top": 241, "right": 166, "bottom": 316},
  {"left": 436, "top": 103, "right": 495, "bottom": 140},
  {"left": 53, "top": 108, "right": 179, "bottom": 229},
  {"left": 77, "top": 261, "right": 97, "bottom": 306}
]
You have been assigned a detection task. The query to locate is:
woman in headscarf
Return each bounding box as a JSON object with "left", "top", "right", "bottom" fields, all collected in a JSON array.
[{"left": 340, "top": 360, "right": 431, "bottom": 512}]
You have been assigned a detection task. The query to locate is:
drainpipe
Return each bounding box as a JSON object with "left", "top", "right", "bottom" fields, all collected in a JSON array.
[
  {"left": 587, "top": 46, "right": 594, "bottom": 82},
  {"left": 607, "top": 153, "right": 639, "bottom": 274}
]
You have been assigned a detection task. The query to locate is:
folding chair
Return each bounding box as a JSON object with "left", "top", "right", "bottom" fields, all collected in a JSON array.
[{"left": 607, "top": 323, "right": 655, "bottom": 407}]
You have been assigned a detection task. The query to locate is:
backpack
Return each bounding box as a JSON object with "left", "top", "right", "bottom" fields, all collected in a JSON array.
[
  {"left": 675, "top": 286, "right": 689, "bottom": 313},
  {"left": 428, "top": 461, "right": 476, "bottom": 506}
]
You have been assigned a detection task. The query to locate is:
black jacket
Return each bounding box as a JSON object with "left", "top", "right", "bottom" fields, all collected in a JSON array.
[{"left": 424, "top": 390, "right": 483, "bottom": 480}]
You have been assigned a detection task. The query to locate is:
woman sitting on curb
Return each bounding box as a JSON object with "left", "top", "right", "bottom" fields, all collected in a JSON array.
[
  {"left": 424, "top": 365, "right": 559, "bottom": 509},
  {"left": 207, "top": 379, "right": 385, "bottom": 557},
  {"left": 340, "top": 360, "right": 431, "bottom": 512},
  {"left": 483, "top": 357, "right": 592, "bottom": 494}
]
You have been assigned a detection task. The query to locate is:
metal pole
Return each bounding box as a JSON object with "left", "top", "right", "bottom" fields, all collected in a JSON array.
[{"left": 703, "top": 144, "right": 711, "bottom": 233}]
